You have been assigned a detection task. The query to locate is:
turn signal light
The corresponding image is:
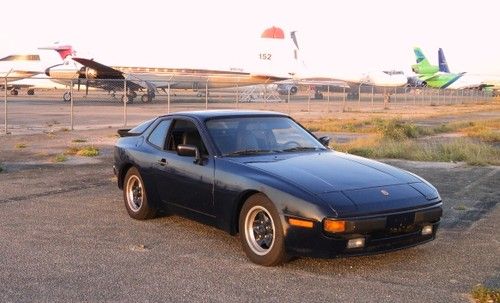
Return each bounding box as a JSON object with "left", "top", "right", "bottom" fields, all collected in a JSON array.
[
  {"left": 323, "top": 219, "right": 346, "bottom": 233},
  {"left": 288, "top": 218, "right": 314, "bottom": 228}
]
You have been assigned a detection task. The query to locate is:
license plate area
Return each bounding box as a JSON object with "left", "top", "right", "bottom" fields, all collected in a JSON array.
[{"left": 386, "top": 212, "right": 415, "bottom": 229}]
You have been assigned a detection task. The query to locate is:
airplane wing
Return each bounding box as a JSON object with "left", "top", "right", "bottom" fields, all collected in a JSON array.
[
  {"left": 418, "top": 74, "right": 439, "bottom": 82},
  {"left": 72, "top": 57, "right": 124, "bottom": 79}
]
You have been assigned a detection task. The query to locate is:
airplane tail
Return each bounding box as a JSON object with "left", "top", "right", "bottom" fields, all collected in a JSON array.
[
  {"left": 412, "top": 47, "right": 439, "bottom": 75},
  {"left": 253, "top": 26, "right": 302, "bottom": 79},
  {"left": 438, "top": 48, "right": 450, "bottom": 73},
  {"left": 414, "top": 47, "right": 431, "bottom": 67},
  {"left": 39, "top": 43, "right": 75, "bottom": 60}
]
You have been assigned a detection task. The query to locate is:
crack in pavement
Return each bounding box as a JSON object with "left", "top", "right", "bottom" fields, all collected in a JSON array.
[{"left": 0, "top": 181, "right": 111, "bottom": 204}]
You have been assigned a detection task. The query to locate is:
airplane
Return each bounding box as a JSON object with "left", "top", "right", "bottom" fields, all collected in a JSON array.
[
  {"left": 272, "top": 31, "right": 408, "bottom": 99},
  {"left": 437, "top": 48, "right": 498, "bottom": 91},
  {"left": 44, "top": 26, "right": 295, "bottom": 103},
  {"left": 0, "top": 44, "right": 74, "bottom": 95},
  {"left": 409, "top": 47, "right": 464, "bottom": 89}
]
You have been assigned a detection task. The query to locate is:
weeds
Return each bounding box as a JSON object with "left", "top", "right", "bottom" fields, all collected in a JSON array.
[
  {"left": 72, "top": 138, "right": 87, "bottom": 143},
  {"left": 15, "top": 143, "right": 27, "bottom": 149},
  {"left": 53, "top": 154, "right": 67, "bottom": 163},
  {"left": 65, "top": 146, "right": 99, "bottom": 157},
  {"left": 332, "top": 138, "right": 500, "bottom": 166},
  {"left": 471, "top": 284, "right": 500, "bottom": 303}
]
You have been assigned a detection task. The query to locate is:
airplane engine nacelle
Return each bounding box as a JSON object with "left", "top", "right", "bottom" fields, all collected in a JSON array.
[
  {"left": 276, "top": 84, "right": 298, "bottom": 95},
  {"left": 411, "top": 64, "right": 438, "bottom": 75},
  {"left": 45, "top": 66, "right": 80, "bottom": 79},
  {"left": 80, "top": 67, "right": 98, "bottom": 79},
  {"left": 407, "top": 76, "right": 426, "bottom": 87}
]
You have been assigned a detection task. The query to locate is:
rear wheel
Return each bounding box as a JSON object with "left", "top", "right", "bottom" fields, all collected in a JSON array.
[
  {"left": 63, "top": 92, "right": 71, "bottom": 102},
  {"left": 239, "top": 193, "right": 287, "bottom": 266},
  {"left": 123, "top": 167, "right": 156, "bottom": 219}
]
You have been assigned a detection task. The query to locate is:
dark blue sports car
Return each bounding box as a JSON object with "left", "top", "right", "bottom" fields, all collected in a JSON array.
[{"left": 113, "top": 110, "right": 442, "bottom": 266}]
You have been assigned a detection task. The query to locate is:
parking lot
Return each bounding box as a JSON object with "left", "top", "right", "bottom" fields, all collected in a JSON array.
[{"left": 0, "top": 124, "right": 498, "bottom": 302}]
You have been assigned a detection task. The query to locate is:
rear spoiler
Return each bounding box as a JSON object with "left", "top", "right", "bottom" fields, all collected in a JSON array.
[{"left": 117, "top": 129, "right": 140, "bottom": 137}]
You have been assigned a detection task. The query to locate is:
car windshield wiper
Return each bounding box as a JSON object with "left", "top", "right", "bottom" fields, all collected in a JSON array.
[
  {"left": 282, "top": 146, "right": 322, "bottom": 152},
  {"left": 225, "top": 149, "right": 280, "bottom": 156}
]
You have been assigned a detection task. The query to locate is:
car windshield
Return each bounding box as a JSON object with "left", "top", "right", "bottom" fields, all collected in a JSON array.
[{"left": 206, "top": 116, "right": 326, "bottom": 156}]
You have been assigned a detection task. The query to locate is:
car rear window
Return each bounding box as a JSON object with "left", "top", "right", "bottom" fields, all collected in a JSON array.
[{"left": 129, "top": 118, "right": 156, "bottom": 134}]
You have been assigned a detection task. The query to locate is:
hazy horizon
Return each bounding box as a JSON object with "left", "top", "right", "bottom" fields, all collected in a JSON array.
[{"left": 1, "top": 0, "right": 499, "bottom": 76}]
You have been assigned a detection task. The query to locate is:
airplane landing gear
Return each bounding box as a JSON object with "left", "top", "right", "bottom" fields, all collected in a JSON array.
[
  {"left": 63, "top": 91, "right": 71, "bottom": 102},
  {"left": 10, "top": 89, "right": 19, "bottom": 96},
  {"left": 313, "top": 91, "right": 323, "bottom": 100},
  {"left": 141, "top": 92, "right": 155, "bottom": 103},
  {"left": 121, "top": 91, "right": 137, "bottom": 104},
  {"left": 27, "top": 89, "right": 35, "bottom": 95}
]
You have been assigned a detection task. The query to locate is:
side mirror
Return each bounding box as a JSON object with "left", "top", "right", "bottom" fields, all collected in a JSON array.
[
  {"left": 318, "top": 136, "right": 331, "bottom": 147},
  {"left": 177, "top": 144, "right": 202, "bottom": 164}
]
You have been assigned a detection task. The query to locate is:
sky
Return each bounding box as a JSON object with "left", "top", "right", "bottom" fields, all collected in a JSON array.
[{"left": 1, "top": 0, "right": 499, "bottom": 76}]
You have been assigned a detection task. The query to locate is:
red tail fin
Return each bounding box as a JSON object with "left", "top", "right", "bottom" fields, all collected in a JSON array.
[
  {"left": 54, "top": 45, "right": 74, "bottom": 60},
  {"left": 261, "top": 26, "right": 285, "bottom": 39}
]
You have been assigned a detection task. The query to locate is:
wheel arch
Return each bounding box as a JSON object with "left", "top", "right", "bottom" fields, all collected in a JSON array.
[
  {"left": 229, "top": 189, "right": 262, "bottom": 235},
  {"left": 118, "top": 163, "right": 134, "bottom": 189}
]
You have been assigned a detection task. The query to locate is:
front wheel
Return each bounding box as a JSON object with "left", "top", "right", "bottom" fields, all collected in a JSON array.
[
  {"left": 239, "top": 193, "right": 287, "bottom": 266},
  {"left": 123, "top": 167, "right": 156, "bottom": 220}
]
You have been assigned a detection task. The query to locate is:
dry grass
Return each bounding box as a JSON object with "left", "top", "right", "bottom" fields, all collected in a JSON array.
[
  {"left": 332, "top": 137, "right": 500, "bottom": 166},
  {"left": 71, "top": 138, "right": 88, "bottom": 143},
  {"left": 65, "top": 146, "right": 99, "bottom": 157},
  {"left": 458, "top": 119, "right": 500, "bottom": 142},
  {"left": 15, "top": 143, "right": 27, "bottom": 149},
  {"left": 471, "top": 284, "right": 500, "bottom": 303},
  {"left": 52, "top": 154, "right": 67, "bottom": 163}
]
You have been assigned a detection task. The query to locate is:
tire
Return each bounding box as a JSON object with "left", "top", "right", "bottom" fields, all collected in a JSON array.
[
  {"left": 123, "top": 166, "right": 156, "bottom": 220},
  {"left": 63, "top": 92, "right": 71, "bottom": 102},
  {"left": 239, "top": 193, "right": 287, "bottom": 266}
]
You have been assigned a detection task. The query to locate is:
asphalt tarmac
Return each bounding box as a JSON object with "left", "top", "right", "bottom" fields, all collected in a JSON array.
[{"left": 0, "top": 145, "right": 498, "bottom": 302}]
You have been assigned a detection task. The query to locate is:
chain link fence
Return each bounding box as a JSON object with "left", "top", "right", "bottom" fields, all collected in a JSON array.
[{"left": 1, "top": 76, "right": 496, "bottom": 134}]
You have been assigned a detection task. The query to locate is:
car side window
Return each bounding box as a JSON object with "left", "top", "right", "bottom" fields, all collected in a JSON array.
[
  {"left": 167, "top": 119, "right": 208, "bottom": 155},
  {"left": 148, "top": 119, "right": 172, "bottom": 150}
]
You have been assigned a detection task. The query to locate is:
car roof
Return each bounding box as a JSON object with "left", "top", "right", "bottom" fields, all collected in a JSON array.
[{"left": 158, "top": 110, "right": 289, "bottom": 121}]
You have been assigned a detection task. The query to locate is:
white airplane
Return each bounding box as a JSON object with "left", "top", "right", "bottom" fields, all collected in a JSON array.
[
  {"left": 436, "top": 48, "right": 494, "bottom": 90},
  {"left": 0, "top": 44, "right": 75, "bottom": 95},
  {"left": 272, "top": 31, "right": 408, "bottom": 99},
  {"left": 44, "top": 26, "right": 296, "bottom": 103}
]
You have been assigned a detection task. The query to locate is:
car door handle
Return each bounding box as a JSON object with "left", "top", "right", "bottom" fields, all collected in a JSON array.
[{"left": 158, "top": 158, "right": 167, "bottom": 166}]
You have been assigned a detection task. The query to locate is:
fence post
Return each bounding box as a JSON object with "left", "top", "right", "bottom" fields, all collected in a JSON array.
[
  {"left": 167, "top": 83, "right": 171, "bottom": 113},
  {"left": 307, "top": 87, "right": 311, "bottom": 112},
  {"left": 342, "top": 86, "right": 346, "bottom": 112},
  {"left": 123, "top": 78, "right": 127, "bottom": 127},
  {"left": 358, "top": 84, "right": 361, "bottom": 107},
  {"left": 371, "top": 85, "right": 374, "bottom": 111},
  {"left": 205, "top": 82, "right": 208, "bottom": 110},
  {"left": 70, "top": 80, "right": 74, "bottom": 130},
  {"left": 287, "top": 89, "right": 291, "bottom": 115},
  {"left": 4, "top": 76, "right": 7, "bottom": 134},
  {"left": 236, "top": 84, "right": 239, "bottom": 109},
  {"left": 327, "top": 85, "right": 330, "bottom": 112}
]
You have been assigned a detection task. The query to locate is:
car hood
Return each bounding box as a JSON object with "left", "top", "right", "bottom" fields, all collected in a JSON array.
[
  {"left": 236, "top": 151, "right": 437, "bottom": 216},
  {"left": 241, "top": 151, "right": 420, "bottom": 194}
]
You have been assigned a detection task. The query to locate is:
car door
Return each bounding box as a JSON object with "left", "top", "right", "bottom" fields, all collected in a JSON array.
[{"left": 150, "top": 118, "right": 215, "bottom": 217}]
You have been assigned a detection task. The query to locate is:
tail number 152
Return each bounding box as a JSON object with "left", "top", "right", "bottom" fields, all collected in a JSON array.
[{"left": 259, "top": 53, "right": 272, "bottom": 60}]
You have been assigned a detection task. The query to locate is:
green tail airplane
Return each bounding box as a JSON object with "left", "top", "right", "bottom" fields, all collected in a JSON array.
[{"left": 411, "top": 47, "right": 465, "bottom": 88}]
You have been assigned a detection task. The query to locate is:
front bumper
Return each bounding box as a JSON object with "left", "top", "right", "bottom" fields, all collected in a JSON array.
[{"left": 284, "top": 204, "right": 442, "bottom": 258}]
